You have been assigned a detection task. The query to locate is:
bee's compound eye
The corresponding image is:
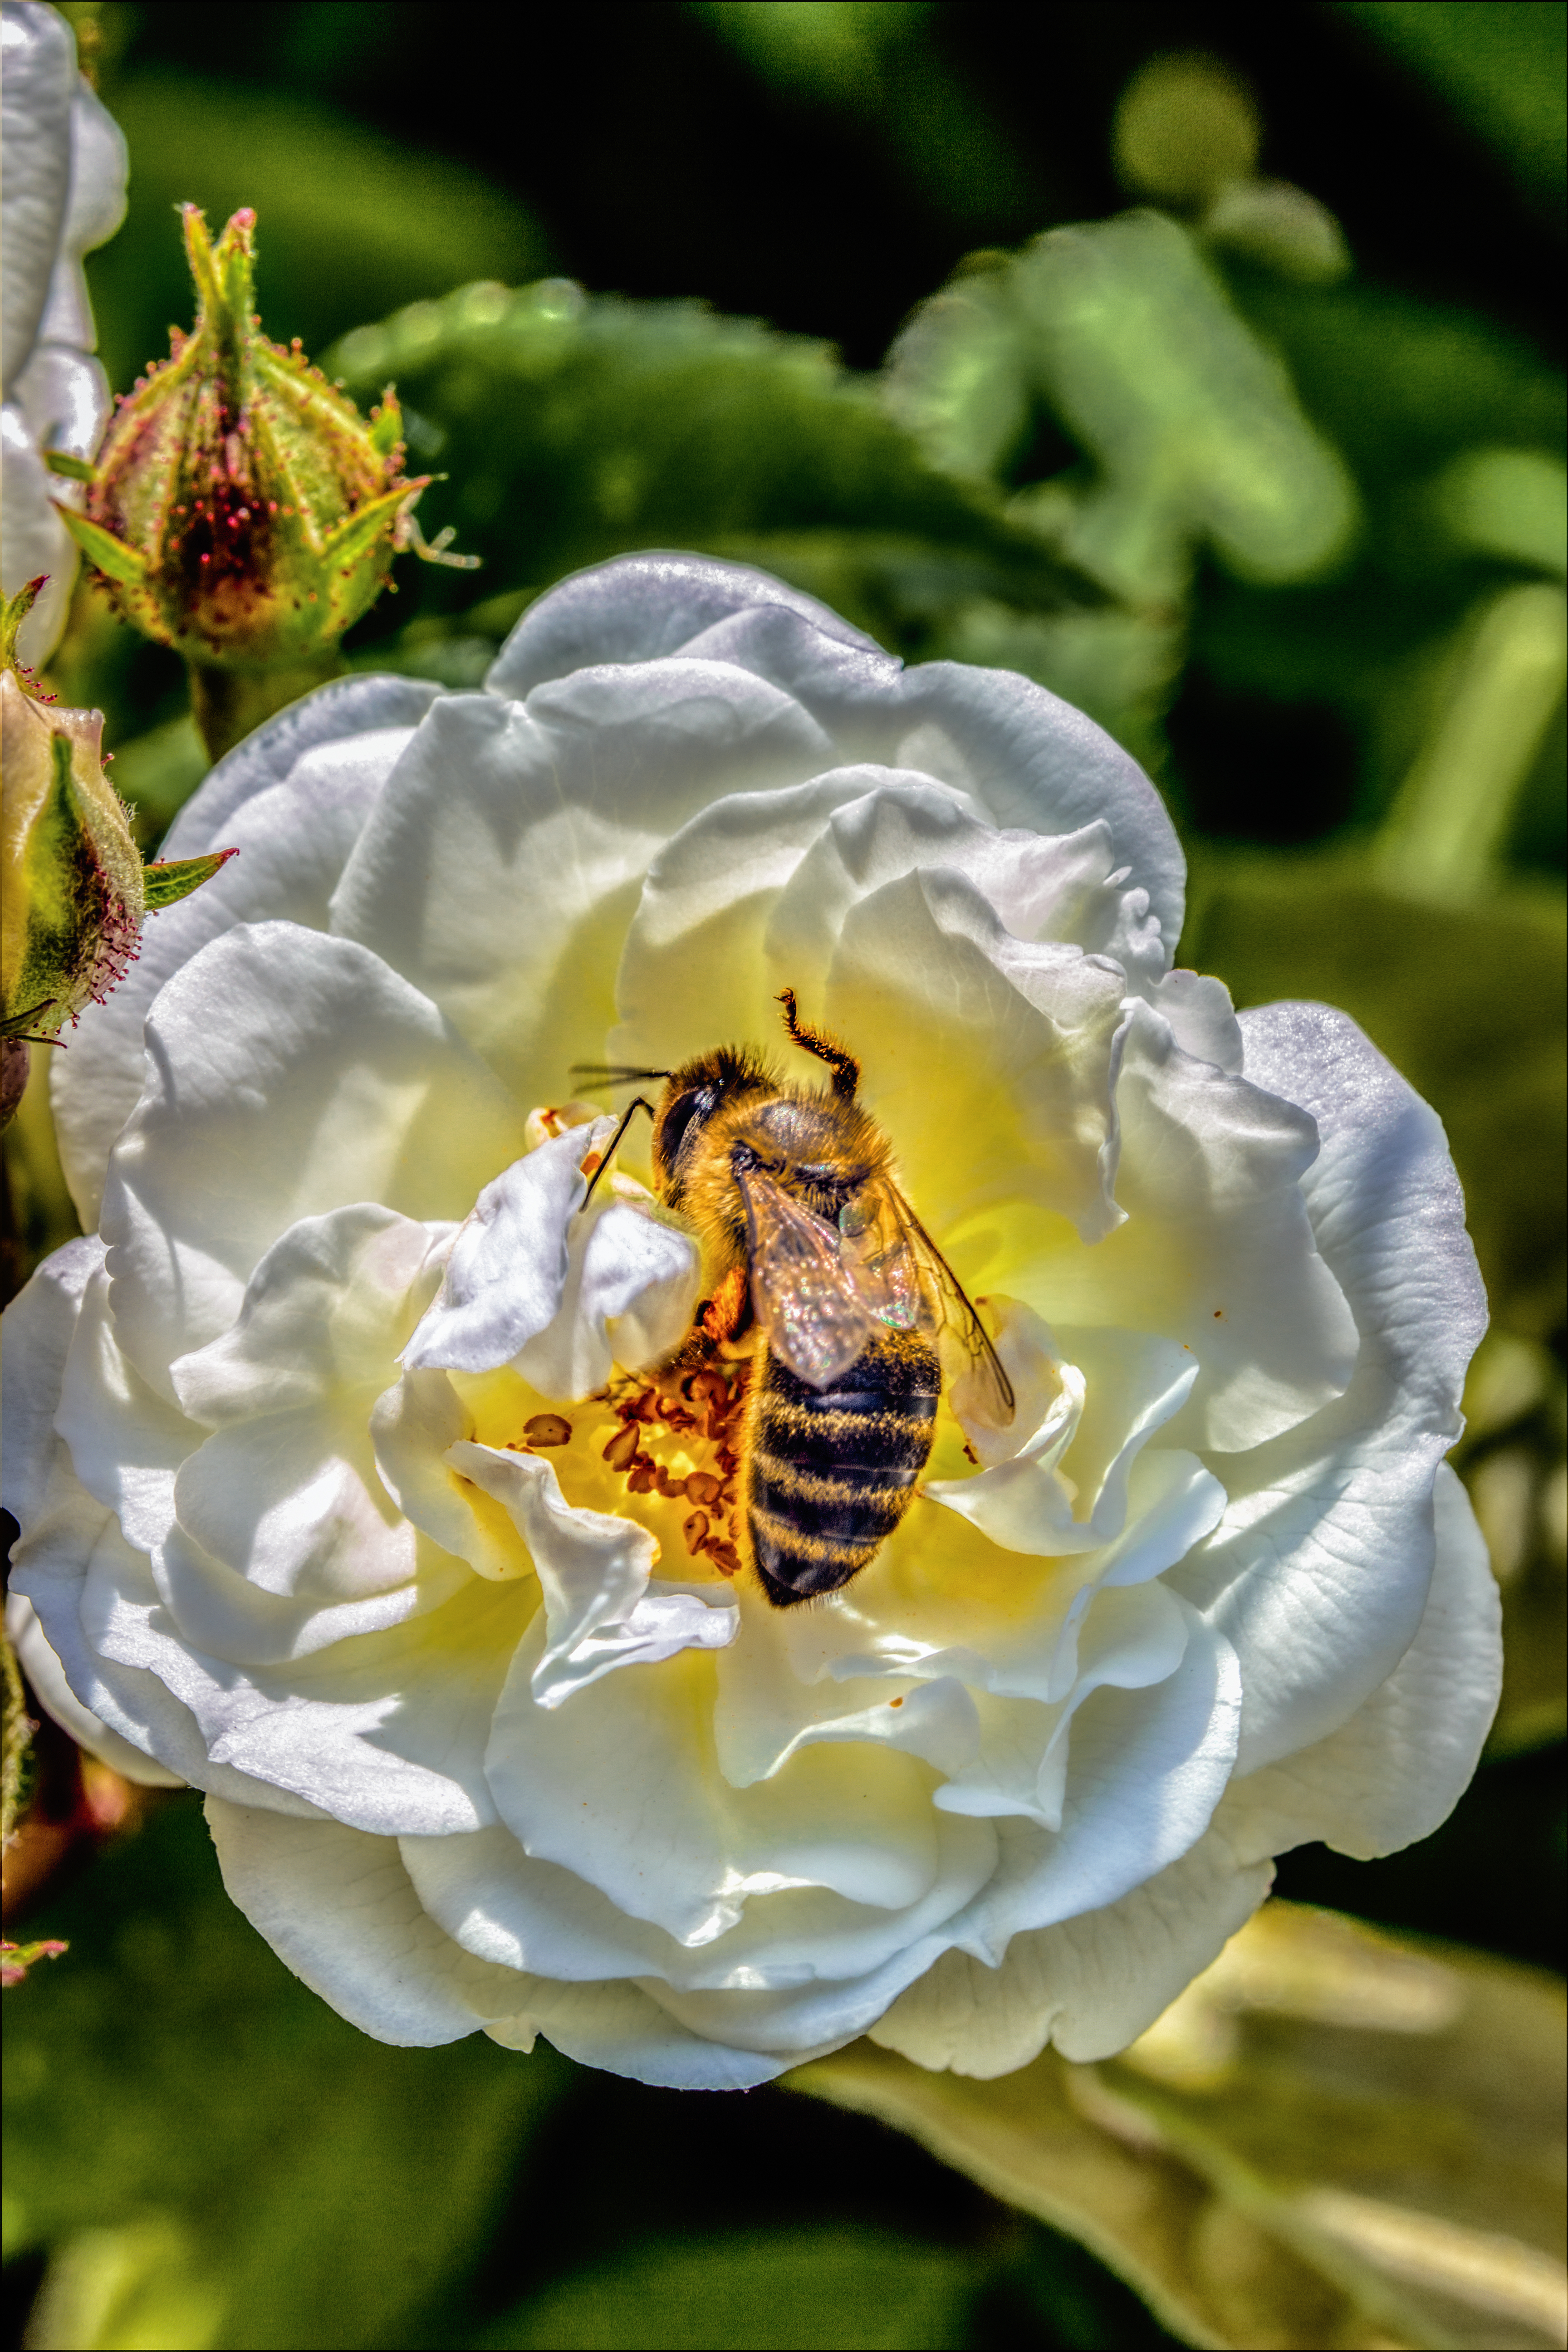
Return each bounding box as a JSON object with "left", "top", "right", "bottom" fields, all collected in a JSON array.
[{"left": 658, "top": 1086, "right": 709, "bottom": 1168}]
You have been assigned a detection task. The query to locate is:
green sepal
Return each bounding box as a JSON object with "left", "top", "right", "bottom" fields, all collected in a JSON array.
[
  {"left": 316, "top": 479, "right": 426, "bottom": 570},
  {"left": 0, "top": 1936, "right": 69, "bottom": 1986},
  {"left": 142, "top": 848, "right": 239, "bottom": 909},
  {"left": 0, "top": 574, "right": 46, "bottom": 673},
  {"left": 368, "top": 390, "right": 403, "bottom": 460},
  {"left": 52, "top": 505, "right": 148, "bottom": 586},
  {"left": 0, "top": 998, "right": 59, "bottom": 1040},
  {"left": 43, "top": 448, "right": 97, "bottom": 484}
]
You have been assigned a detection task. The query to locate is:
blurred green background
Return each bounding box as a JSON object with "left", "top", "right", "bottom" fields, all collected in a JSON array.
[{"left": 4, "top": 4, "right": 1564, "bottom": 2347}]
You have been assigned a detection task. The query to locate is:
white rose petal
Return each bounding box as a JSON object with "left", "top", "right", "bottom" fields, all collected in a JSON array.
[
  {"left": 3, "top": 552, "right": 1496, "bottom": 2089},
  {"left": 0, "top": 3, "right": 127, "bottom": 662}
]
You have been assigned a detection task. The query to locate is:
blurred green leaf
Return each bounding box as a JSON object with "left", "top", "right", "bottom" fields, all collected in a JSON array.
[
  {"left": 469, "top": 2226, "right": 981, "bottom": 2351},
  {"left": 1181, "top": 852, "right": 1566, "bottom": 1336},
  {"left": 3, "top": 1046, "right": 82, "bottom": 1289},
  {"left": 1182, "top": 848, "right": 1567, "bottom": 1754},
  {"left": 102, "top": 715, "right": 211, "bottom": 844},
  {"left": 4, "top": 1798, "right": 572, "bottom": 2350},
  {"left": 1335, "top": 3, "right": 1566, "bottom": 207},
  {"left": 1373, "top": 586, "right": 1566, "bottom": 894},
  {"left": 793, "top": 1903, "right": 1568, "bottom": 2351},
  {"left": 84, "top": 72, "right": 546, "bottom": 397},
  {"left": 324, "top": 279, "right": 1090, "bottom": 638},
  {"left": 1228, "top": 274, "right": 1565, "bottom": 493},
  {"left": 1430, "top": 450, "right": 1568, "bottom": 578},
  {"left": 687, "top": 1, "right": 934, "bottom": 105},
  {"left": 684, "top": 0, "right": 1036, "bottom": 233},
  {"left": 1459, "top": 1327, "right": 1568, "bottom": 1757},
  {"left": 883, "top": 213, "right": 1358, "bottom": 602},
  {"left": 790, "top": 2039, "right": 1249, "bottom": 2350}
]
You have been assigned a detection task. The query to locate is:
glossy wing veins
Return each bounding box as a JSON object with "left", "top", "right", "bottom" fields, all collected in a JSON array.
[
  {"left": 735, "top": 1162, "right": 876, "bottom": 1388},
  {"left": 869, "top": 1186, "right": 1016, "bottom": 1427}
]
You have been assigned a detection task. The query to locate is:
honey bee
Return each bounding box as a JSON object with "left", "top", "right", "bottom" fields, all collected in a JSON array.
[{"left": 574, "top": 992, "right": 1014, "bottom": 1607}]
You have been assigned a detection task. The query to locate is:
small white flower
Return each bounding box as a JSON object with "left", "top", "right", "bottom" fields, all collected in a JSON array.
[
  {"left": 0, "top": 0, "right": 127, "bottom": 665},
  {"left": 3, "top": 554, "right": 1499, "bottom": 2087}
]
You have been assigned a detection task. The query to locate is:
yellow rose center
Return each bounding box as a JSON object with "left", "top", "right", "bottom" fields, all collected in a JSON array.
[{"left": 449, "top": 1359, "right": 754, "bottom": 1583}]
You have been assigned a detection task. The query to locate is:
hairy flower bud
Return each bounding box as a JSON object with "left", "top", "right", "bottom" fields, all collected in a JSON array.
[
  {"left": 0, "top": 576, "right": 233, "bottom": 1125},
  {"left": 54, "top": 206, "right": 429, "bottom": 687}
]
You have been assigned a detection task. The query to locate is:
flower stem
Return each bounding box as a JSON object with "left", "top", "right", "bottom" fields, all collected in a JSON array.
[{"left": 188, "top": 657, "right": 344, "bottom": 765}]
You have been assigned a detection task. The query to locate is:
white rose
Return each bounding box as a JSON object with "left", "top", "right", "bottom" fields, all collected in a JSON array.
[
  {"left": 3, "top": 554, "right": 1500, "bottom": 2088},
  {"left": 0, "top": 0, "right": 127, "bottom": 666}
]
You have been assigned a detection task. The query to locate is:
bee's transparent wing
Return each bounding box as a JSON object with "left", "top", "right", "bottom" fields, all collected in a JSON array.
[
  {"left": 838, "top": 1184, "right": 929, "bottom": 1334},
  {"left": 736, "top": 1164, "right": 877, "bottom": 1388},
  {"left": 880, "top": 1187, "right": 1017, "bottom": 1427}
]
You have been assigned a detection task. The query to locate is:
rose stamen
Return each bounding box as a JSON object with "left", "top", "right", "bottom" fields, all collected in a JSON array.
[
  {"left": 603, "top": 1422, "right": 641, "bottom": 1473},
  {"left": 583, "top": 1361, "right": 754, "bottom": 1578},
  {"left": 524, "top": 1413, "right": 572, "bottom": 1447}
]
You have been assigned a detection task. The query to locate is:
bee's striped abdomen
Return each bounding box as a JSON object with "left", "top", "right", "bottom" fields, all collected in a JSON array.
[{"left": 745, "top": 1331, "right": 940, "bottom": 1606}]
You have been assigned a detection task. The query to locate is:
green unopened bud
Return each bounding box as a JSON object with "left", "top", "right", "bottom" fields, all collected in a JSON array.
[
  {"left": 1, "top": 578, "right": 235, "bottom": 1126},
  {"left": 53, "top": 206, "right": 437, "bottom": 750}
]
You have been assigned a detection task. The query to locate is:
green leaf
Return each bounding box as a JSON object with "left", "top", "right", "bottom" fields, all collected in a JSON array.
[
  {"left": 1334, "top": 3, "right": 1566, "bottom": 207},
  {"left": 1181, "top": 848, "right": 1567, "bottom": 1753},
  {"left": 791, "top": 1903, "right": 1568, "bottom": 2351},
  {"left": 4, "top": 1799, "right": 571, "bottom": 2349},
  {"left": 470, "top": 2227, "right": 982, "bottom": 2351},
  {"left": 1226, "top": 274, "right": 1565, "bottom": 489},
  {"left": 102, "top": 716, "right": 211, "bottom": 843},
  {"left": 324, "top": 280, "right": 1088, "bottom": 637},
  {"left": 1180, "top": 850, "right": 1566, "bottom": 1336},
  {"left": 42, "top": 449, "right": 97, "bottom": 485},
  {"left": 53, "top": 507, "right": 147, "bottom": 588},
  {"left": 141, "top": 849, "right": 237, "bottom": 910},
  {"left": 882, "top": 214, "right": 1358, "bottom": 603},
  {"left": 789, "top": 2040, "right": 1245, "bottom": 2349},
  {"left": 1, "top": 572, "right": 45, "bottom": 667},
  {"left": 84, "top": 72, "right": 547, "bottom": 401}
]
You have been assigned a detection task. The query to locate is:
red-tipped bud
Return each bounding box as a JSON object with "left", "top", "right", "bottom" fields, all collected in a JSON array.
[{"left": 54, "top": 207, "right": 431, "bottom": 673}]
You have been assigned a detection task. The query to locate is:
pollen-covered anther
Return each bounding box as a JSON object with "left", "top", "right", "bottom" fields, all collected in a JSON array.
[
  {"left": 602, "top": 1422, "right": 641, "bottom": 1474},
  {"left": 583, "top": 1364, "right": 754, "bottom": 1578},
  {"left": 523, "top": 1414, "right": 573, "bottom": 1448}
]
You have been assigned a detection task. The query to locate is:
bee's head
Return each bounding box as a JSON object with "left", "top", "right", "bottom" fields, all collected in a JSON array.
[{"left": 653, "top": 1046, "right": 775, "bottom": 1201}]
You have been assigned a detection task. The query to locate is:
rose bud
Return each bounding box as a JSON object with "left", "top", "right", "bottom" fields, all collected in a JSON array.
[
  {"left": 1, "top": 575, "right": 234, "bottom": 1126},
  {"left": 51, "top": 205, "right": 442, "bottom": 758}
]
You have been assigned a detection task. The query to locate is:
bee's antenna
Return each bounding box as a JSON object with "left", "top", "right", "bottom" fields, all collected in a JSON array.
[
  {"left": 570, "top": 1064, "right": 671, "bottom": 1086},
  {"left": 776, "top": 989, "right": 859, "bottom": 1100},
  {"left": 580, "top": 1097, "right": 657, "bottom": 1212}
]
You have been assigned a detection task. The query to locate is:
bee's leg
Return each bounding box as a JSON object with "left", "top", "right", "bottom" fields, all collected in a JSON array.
[
  {"left": 579, "top": 1097, "right": 657, "bottom": 1211},
  {"left": 701, "top": 1263, "right": 752, "bottom": 1347},
  {"left": 776, "top": 988, "right": 859, "bottom": 1100},
  {"left": 666, "top": 1264, "right": 752, "bottom": 1375}
]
